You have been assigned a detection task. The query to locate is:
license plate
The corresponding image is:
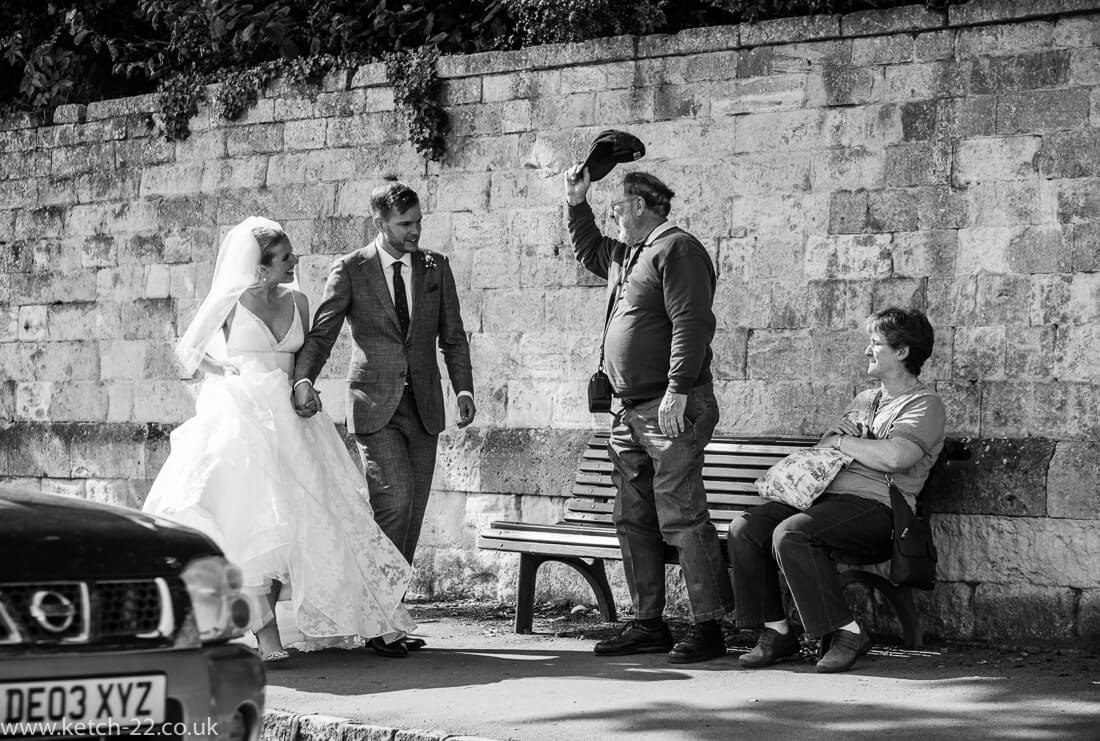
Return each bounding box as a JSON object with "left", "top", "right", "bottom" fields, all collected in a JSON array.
[{"left": 1, "top": 675, "right": 166, "bottom": 732}]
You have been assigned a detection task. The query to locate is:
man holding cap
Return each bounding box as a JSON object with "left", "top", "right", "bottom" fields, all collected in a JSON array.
[{"left": 563, "top": 135, "right": 732, "bottom": 664}]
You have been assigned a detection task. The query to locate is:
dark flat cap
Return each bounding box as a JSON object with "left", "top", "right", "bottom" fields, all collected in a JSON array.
[{"left": 582, "top": 129, "right": 646, "bottom": 182}]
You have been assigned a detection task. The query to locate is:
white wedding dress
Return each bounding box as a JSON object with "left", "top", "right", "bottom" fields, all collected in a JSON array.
[{"left": 143, "top": 300, "right": 416, "bottom": 649}]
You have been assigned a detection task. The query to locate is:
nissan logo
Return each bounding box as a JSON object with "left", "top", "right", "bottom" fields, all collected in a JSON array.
[{"left": 29, "top": 590, "right": 77, "bottom": 633}]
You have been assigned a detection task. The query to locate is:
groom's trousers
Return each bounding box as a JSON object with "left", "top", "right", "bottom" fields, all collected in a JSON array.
[{"left": 355, "top": 387, "right": 438, "bottom": 565}]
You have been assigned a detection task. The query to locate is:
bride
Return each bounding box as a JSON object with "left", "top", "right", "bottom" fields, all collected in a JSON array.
[{"left": 143, "top": 216, "right": 416, "bottom": 661}]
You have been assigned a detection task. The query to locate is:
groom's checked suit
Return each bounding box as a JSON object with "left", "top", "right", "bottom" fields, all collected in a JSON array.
[{"left": 293, "top": 217, "right": 474, "bottom": 566}]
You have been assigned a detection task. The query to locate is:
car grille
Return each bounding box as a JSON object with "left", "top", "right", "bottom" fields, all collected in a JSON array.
[{"left": 0, "top": 579, "right": 173, "bottom": 648}]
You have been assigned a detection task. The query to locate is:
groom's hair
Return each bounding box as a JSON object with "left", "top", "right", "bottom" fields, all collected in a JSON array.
[{"left": 371, "top": 182, "right": 419, "bottom": 219}]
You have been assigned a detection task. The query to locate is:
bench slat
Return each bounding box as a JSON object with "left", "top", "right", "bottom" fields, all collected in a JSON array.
[{"left": 572, "top": 479, "right": 766, "bottom": 496}]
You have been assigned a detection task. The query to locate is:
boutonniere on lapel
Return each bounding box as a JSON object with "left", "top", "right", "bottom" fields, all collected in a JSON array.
[{"left": 420, "top": 251, "right": 440, "bottom": 271}]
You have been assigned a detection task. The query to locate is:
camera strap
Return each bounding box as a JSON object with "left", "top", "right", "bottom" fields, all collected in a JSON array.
[{"left": 597, "top": 240, "right": 645, "bottom": 372}]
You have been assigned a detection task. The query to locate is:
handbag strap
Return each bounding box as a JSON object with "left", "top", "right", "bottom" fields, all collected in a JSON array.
[{"left": 597, "top": 241, "right": 645, "bottom": 372}]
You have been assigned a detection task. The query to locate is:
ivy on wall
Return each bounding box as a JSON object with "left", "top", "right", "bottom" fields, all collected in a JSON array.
[{"left": 385, "top": 47, "right": 448, "bottom": 162}]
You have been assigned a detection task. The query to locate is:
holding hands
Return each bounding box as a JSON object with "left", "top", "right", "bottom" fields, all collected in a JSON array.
[{"left": 292, "top": 380, "right": 322, "bottom": 418}]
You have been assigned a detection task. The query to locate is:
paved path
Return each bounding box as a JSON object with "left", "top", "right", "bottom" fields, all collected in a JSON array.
[{"left": 261, "top": 605, "right": 1100, "bottom": 741}]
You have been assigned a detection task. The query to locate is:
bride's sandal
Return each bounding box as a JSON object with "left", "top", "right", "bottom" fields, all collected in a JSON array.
[{"left": 261, "top": 649, "right": 289, "bottom": 663}]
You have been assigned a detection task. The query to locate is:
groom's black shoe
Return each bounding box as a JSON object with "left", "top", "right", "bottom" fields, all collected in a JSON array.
[
  {"left": 404, "top": 637, "right": 427, "bottom": 651},
  {"left": 371, "top": 637, "right": 409, "bottom": 658}
]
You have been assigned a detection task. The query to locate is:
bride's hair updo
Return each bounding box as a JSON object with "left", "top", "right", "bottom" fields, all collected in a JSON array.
[{"left": 252, "top": 222, "right": 290, "bottom": 266}]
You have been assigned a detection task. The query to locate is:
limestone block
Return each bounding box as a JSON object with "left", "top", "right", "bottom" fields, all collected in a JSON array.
[
  {"left": 1079, "top": 589, "right": 1100, "bottom": 644},
  {"left": 513, "top": 332, "right": 570, "bottom": 379},
  {"left": 121, "top": 299, "right": 176, "bottom": 340},
  {"left": 936, "top": 512, "right": 1100, "bottom": 587},
  {"left": 891, "top": 229, "right": 956, "bottom": 277},
  {"left": 921, "top": 581, "right": 975, "bottom": 640},
  {"left": 434, "top": 427, "right": 589, "bottom": 496},
  {"left": 11, "top": 271, "right": 97, "bottom": 304},
  {"left": 933, "top": 381, "right": 979, "bottom": 437},
  {"left": 99, "top": 340, "right": 146, "bottom": 381},
  {"left": 0, "top": 305, "right": 16, "bottom": 342},
  {"left": 40, "top": 479, "right": 86, "bottom": 499},
  {"left": 674, "top": 50, "right": 741, "bottom": 84},
  {"left": 974, "top": 274, "right": 1030, "bottom": 325},
  {"left": 445, "top": 134, "right": 522, "bottom": 173},
  {"left": 1068, "top": 222, "right": 1100, "bottom": 271},
  {"left": 17, "top": 306, "right": 47, "bottom": 342},
  {"left": 482, "top": 290, "right": 542, "bottom": 332},
  {"left": 1030, "top": 272, "right": 1100, "bottom": 325},
  {"left": 1075, "top": 46, "right": 1100, "bottom": 85},
  {"left": 1047, "top": 441, "right": 1100, "bottom": 520},
  {"left": 956, "top": 19, "right": 1054, "bottom": 58},
  {"left": 852, "top": 35, "right": 916, "bottom": 66},
  {"left": 49, "top": 382, "right": 108, "bottom": 421},
  {"left": 804, "top": 234, "right": 892, "bottom": 280},
  {"left": 48, "top": 302, "right": 122, "bottom": 341},
  {"left": 771, "top": 280, "right": 873, "bottom": 330},
  {"left": 106, "top": 382, "right": 134, "bottom": 422},
  {"left": 865, "top": 189, "right": 918, "bottom": 232},
  {"left": 955, "top": 226, "right": 1014, "bottom": 274},
  {"left": 969, "top": 50, "right": 1071, "bottom": 94},
  {"left": 282, "top": 119, "right": 325, "bottom": 151},
  {"left": 973, "top": 583, "right": 1076, "bottom": 642},
  {"left": 506, "top": 379, "right": 556, "bottom": 427},
  {"left": 26, "top": 341, "right": 99, "bottom": 381},
  {"left": 50, "top": 143, "right": 115, "bottom": 177},
  {"left": 1054, "top": 14, "right": 1100, "bottom": 47},
  {"left": 131, "top": 381, "right": 196, "bottom": 424},
  {"left": 142, "top": 264, "right": 170, "bottom": 299},
  {"left": 884, "top": 60, "right": 967, "bottom": 103},
  {"left": 224, "top": 123, "right": 284, "bottom": 157},
  {"left": 811, "top": 147, "right": 884, "bottom": 191},
  {"left": 469, "top": 333, "right": 521, "bottom": 381},
  {"left": 201, "top": 157, "right": 269, "bottom": 192},
  {"left": 16, "top": 206, "right": 66, "bottom": 240},
  {"left": 0, "top": 149, "right": 49, "bottom": 180},
  {"left": 1038, "top": 129, "right": 1100, "bottom": 179},
  {"left": 434, "top": 172, "right": 490, "bottom": 213},
  {"left": 0, "top": 178, "right": 39, "bottom": 209},
  {"left": 735, "top": 109, "right": 825, "bottom": 153},
  {"left": 822, "top": 63, "right": 883, "bottom": 107},
  {"left": 1009, "top": 225, "right": 1072, "bottom": 274},
  {"left": 996, "top": 88, "right": 1089, "bottom": 134},
  {"left": 114, "top": 138, "right": 175, "bottom": 170},
  {"left": 715, "top": 379, "right": 852, "bottom": 436},
  {"left": 560, "top": 61, "right": 635, "bottom": 93},
  {"left": 85, "top": 478, "right": 144, "bottom": 509},
  {"left": 1057, "top": 177, "right": 1100, "bottom": 223},
  {"left": 954, "top": 136, "right": 1040, "bottom": 187},
  {"left": 931, "top": 437, "right": 1052, "bottom": 517},
  {"left": 0, "top": 422, "right": 70, "bottom": 476},
  {"left": 1053, "top": 323, "right": 1100, "bottom": 382},
  {"left": 741, "top": 13, "right": 840, "bottom": 46},
  {"left": 214, "top": 184, "right": 336, "bottom": 223},
  {"left": 532, "top": 91, "right": 600, "bottom": 129},
  {"left": 1005, "top": 325, "right": 1054, "bottom": 380},
  {"left": 982, "top": 381, "right": 1098, "bottom": 440},
  {"left": 950, "top": 0, "right": 1099, "bottom": 25},
  {"left": 0, "top": 128, "right": 37, "bottom": 152},
  {"left": 593, "top": 87, "right": 655, "bottom": 127},
  {"left": 711, "top": 74, "right": 808, "bottom": 116},
  {"left": 15, "top": 382, "right": 50, "bottom": 421}
]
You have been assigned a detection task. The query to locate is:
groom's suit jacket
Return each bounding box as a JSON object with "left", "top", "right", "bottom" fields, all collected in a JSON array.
[{"left": 294, "top": 237, "right": 473, "bottom": 436}]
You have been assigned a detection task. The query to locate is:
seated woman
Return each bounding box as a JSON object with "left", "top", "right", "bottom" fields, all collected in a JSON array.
[{"left": 727, "top": 307, "right": 946, "bottom": 673}]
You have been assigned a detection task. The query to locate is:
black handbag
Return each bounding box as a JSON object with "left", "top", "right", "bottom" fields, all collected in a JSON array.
[{"left": 887, "top": 477, "right": 938, "bottom": 590}]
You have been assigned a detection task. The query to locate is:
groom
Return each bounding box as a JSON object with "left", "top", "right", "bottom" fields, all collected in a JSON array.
[{"left": 292, "top": 181, "right": 476, "bottom": 656}]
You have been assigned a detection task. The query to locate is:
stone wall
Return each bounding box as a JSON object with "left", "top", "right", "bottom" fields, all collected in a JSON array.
[{"left": 2, "top": 0, "right": 1099, "bottom": 644}]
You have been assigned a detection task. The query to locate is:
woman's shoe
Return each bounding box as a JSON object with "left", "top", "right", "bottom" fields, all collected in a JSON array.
[{"left": 261, "top": 649, "right": 289, "bottom": 663}]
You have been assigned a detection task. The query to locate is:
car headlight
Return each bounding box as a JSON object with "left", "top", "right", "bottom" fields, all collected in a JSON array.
[{"left": 180, "top": 556, "right": 251, "bottom": 643}]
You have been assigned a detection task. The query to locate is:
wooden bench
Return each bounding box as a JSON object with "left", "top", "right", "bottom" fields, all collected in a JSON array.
[{"left": 478, "top": 432, "right": 938, "bottom": 649}]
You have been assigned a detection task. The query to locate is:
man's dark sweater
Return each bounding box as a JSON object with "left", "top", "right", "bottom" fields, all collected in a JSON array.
[{"left": 568, "top": 200, "right": 716, "bottom": 401}]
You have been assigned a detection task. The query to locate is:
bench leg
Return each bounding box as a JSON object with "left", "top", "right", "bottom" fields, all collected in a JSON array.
[
  {"left": 565, "top": 557, "right": 617, "bottom": 624},
  {"left": 840, "top": 569, "right": 923, "bottom": 650},
  {"left": 511, "top": 555, "right": 618, "bottom": 633},
  {"left": 514, "top": 554, "right": 543, "bottom": 634}
]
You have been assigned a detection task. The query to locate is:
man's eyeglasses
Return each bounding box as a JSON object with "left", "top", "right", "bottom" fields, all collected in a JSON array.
[{"left": 609, "top": 196, "right": 640, "bottom": 213}]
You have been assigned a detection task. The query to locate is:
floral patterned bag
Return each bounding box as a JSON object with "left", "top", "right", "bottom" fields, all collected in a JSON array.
[{"left": 755, "top": 448, "right": 854, "bottom": 510}]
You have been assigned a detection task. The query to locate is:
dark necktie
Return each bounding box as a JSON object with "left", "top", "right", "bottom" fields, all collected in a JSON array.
[{"left": 393, "top": 261, "right": 410, "bottom": 336}]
